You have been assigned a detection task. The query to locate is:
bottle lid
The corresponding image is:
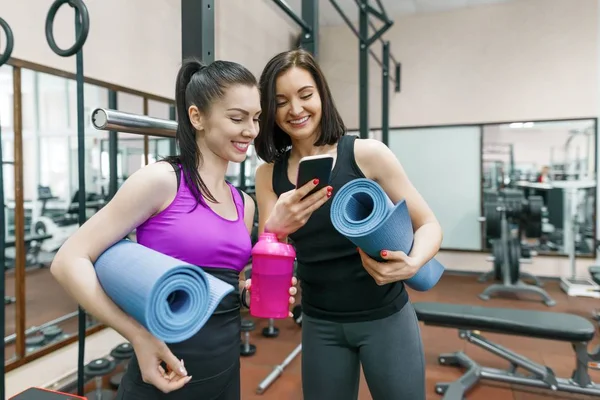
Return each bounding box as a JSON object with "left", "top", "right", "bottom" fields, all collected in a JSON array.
[
  {"left": 259, "top": 232, "right": 278, "bottom": 242},
  {"left": 252, "top": 232, "right": 296, "bottom": 258}
]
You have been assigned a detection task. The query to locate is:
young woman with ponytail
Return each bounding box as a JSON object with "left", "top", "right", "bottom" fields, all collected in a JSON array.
[{"left": 50, "top": 58, "right": 300, "bottom": 399}]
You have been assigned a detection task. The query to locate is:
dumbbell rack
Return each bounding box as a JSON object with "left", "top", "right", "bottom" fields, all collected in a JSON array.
[{"left": 479, "top": 204, "right": 556, "bottom": 307}]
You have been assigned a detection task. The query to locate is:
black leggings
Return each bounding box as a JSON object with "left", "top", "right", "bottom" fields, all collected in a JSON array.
[
  {"left": 301, "top": 301, "right": 426, "bottom": 400},
  {"left": 115, "top": 268, "right": 242, "bottom": 400}
]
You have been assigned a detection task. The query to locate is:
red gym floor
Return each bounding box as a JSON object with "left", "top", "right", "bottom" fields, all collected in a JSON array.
[{"left": 5, "top": 268, "right": 600, "bottom": 399}]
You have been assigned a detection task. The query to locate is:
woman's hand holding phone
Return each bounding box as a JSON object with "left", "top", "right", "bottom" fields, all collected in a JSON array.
[{"left": 265, "top": 179, "right": 332, "bottom": 238}]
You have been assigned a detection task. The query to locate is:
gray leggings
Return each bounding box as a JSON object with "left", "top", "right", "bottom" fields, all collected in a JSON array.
[{"left": 301, "top": 302, "right": 425, "bottom": 400}]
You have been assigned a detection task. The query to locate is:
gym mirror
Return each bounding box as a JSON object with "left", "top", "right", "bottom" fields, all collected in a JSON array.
[
  {"left": 16, "top": 71, "right": 110, "bottom": 359},
  {"left": 1, "top": 63, "right": 15, "bottom": 361},
  {"left": 482, "top": 118, "right": 597, "bottom": 258}
]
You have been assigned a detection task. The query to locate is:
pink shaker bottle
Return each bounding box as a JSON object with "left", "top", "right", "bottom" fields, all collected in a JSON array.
[{"left": 249, "top": 232, "right": 296, "bottom": 319}]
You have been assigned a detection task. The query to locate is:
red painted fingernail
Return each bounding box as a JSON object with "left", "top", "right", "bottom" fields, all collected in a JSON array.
[
  {"left": 313, "top": 178, "right": 319, "bottom": 185},
  {"left": 381, "top": 250, "right": 388, "bottom": 257},
  {"left": 327, "top": 192, "right": 332, "bottom": 197}
]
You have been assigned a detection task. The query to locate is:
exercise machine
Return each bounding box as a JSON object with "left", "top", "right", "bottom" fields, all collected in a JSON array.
[
  {"left": 3, "top": 232, "right": 53, "bottom": 307},
  {"left": 4, "top": 232, "right": 53, "bottom": 270},
  {"left": 415, "top": 301, "right": 600, "bottom": 399},
  {"left": 552, "top": 180, "right": 600, "bottom": 297},
  {"left": 32, "top": 185, "right": 107, "bottom": 253},
  {"left": 479, "top": 189, "right": 555, "bottom": 306},
  {"left": 518, "top": 179, "right": 600, "bottom": 296}
]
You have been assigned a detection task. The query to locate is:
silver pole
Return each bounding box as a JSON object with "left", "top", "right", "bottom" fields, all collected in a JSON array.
[
  {"left": 256, "top": 344, "right": 302, "bottom": 394},
  {"left": 91, "top": 108, "right": 177, "bottom": 138},
  {"left": 4, "top": 310, "right": 79, "bottom": 344}
]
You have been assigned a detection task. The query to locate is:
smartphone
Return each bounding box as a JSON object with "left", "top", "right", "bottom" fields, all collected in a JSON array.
[{"left": 296, "top": 154, "right": 334, "bottom": 197}]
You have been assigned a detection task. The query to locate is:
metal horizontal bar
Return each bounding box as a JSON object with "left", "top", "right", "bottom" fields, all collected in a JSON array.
[
  {"left": 271, "top": 0, "right": 312, "bottom": 32},
  {"left": 91, "top": 108, "right": 177, "bottom": 138},
  {"left": 4, "top": 311, "right": 78, "bottom": 345}
]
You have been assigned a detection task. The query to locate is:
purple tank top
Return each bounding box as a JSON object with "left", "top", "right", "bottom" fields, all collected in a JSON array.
[{"left": 136, "top": 166, "right": 252, "bottom": 272}]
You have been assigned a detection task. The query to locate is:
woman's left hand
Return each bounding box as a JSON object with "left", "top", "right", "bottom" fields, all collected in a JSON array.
[
  {"left": 357, "top": 248, "right": 420, "bottom": 286},
  {"left": 244, "top": 277, "right": 298, "bottom": 317}
]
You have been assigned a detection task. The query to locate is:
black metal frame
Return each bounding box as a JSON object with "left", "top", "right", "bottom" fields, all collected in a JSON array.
[
  {"left": 181, "top": 0, "right": 215, "bottom": 62},
  {"left": 107, "top": 90, "right": 118, "bottom": 200},
  {"left": 330, "top": 0, "right": 401, "bottom": 142},
  {"left": 271, "top": 0, "right": 319, "bottom": 57},
  {"left": 271, "top": 0, "right": 401, "bottom": 144}
]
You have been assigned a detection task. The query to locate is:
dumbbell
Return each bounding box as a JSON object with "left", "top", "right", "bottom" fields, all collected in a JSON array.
[
  {"left": 240, "top": 319, "right": 256, "bottom": 357},
  {"left": 262, "top": 319, "right": 279, "bottom": 338},
  {"left": 84, "top": 357, "right": 116, "bottom": 400},
  {"left": 25, "top": 334, "right": 46, "bottom": 353},
  {"left": 41, "top": 325, "right": 63, "bottom": 343},
  {"left": 109, "top": 342, "right": 134, "bottom": 389}
]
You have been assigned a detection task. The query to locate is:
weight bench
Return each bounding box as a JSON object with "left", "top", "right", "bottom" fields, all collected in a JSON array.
[{"left": 414, "top": 302, "right": 600, "bottom": 398}]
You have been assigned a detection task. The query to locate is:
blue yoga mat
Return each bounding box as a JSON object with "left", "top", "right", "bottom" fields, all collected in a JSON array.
[
  {"left": 94, "top": 239, "right": 235, "bottom": 343},
  {"left": 330, "top": 178, "right": 445, "bottom": 291}
]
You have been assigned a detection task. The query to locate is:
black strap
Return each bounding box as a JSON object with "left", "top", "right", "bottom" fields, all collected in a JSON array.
[
  {"left": 272, "top": 150, "right": 291, "bottom": 197},
  {"left": 166, "top": 160, "right": 181, "bottom": 190}
]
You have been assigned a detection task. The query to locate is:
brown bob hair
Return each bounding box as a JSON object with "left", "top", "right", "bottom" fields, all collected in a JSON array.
[{"left": 254, "top": 49, "right": 346, "bottom": 163}]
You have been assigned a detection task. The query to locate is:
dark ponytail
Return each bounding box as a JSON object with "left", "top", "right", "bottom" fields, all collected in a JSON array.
[{"left": 163, "top": 57, "right": 257, "bottom": 206}]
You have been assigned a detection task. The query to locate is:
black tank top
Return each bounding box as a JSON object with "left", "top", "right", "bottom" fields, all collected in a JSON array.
[{"left": 272, "top": 135, "right": 408, "bottom": 323}]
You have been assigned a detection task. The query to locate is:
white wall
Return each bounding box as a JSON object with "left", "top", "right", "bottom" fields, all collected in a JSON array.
[
  {"left": 216, "top": 0, "right": 301, "bottom": 79},
  {"left": 319, "top": 0, "right": 599, "bottom": 129},
  {"left": 1, "top": 0, "right": 181, "bottom": 99},
  {"left": 0, "top": 0, "right": 301, "bottom": 99}
]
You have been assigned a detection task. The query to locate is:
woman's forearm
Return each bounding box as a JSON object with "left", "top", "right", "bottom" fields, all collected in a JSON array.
[
  {"left": 51, "top": 256, "right": 148, "bottom": 343},
  {"left": 409, "top": 222, "right": 443, "bottom": 267},
  {"left": 263, "top": 217, "right": 288, "bottom": 242}
]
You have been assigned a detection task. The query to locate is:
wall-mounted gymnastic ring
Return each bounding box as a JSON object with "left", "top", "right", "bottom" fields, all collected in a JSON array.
[
  {"left": 45, "top": 0, "right": 90, "bottom": 57},
  {"left": 0, "top": 17, "right": 14, "bottom": 66}
]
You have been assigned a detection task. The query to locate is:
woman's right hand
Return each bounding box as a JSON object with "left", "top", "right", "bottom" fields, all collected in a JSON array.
[
  {"left": 266, "top": 179, "right": 332, "bottom": 237},
  {"left": 131, "top": 330, "right": 192, "bottom": 393}
]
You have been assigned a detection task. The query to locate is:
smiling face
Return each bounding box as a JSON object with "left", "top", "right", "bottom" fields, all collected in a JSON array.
[
  {"left": 254, "top": 49, "right": 347, "bottom": 163},
  {"left": 189, "top": 84, "right": 261, "bottom": 163},
  {"left": 274, "top": 67, "right": 322, "bottom": 142}
]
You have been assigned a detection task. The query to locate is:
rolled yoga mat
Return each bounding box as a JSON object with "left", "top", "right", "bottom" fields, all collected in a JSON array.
[
  {"left": 330, "top": 178, "right": 445, "bottom": 291},
  {"left": 94, "top": 239, "right": 235, "bottom": 343}
]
